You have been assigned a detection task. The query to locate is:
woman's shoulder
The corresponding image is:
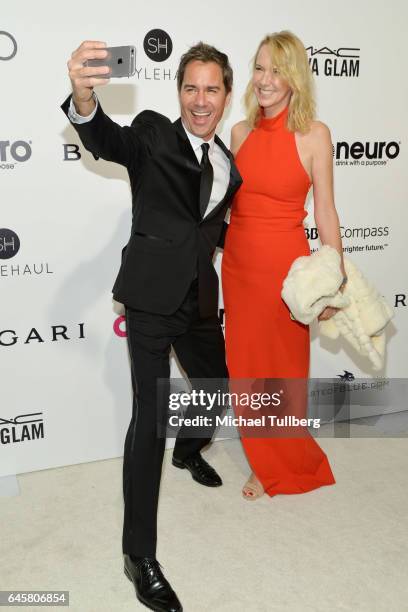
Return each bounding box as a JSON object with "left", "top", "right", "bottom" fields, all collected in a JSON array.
[
  {"left": 308, "top": 120, "right": 332, "bottom": 140},
  {"left": 230, "top": 120, "right": 252, "bottom": 156},
  {"left": 231, "top": 119, "right": 252, "bottom": 137},
  {"left": 299, "top": 121, "right": 332, "bottom": 154}
]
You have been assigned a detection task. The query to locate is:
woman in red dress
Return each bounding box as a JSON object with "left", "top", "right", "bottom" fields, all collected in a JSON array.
[{"left": 222, "top": 31, "right": 345, "bottom": 499}]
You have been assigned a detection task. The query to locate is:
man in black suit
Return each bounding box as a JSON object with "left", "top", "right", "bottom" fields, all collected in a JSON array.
[{"left": 62, "top": 39, "right": 241, "bottom": 612}]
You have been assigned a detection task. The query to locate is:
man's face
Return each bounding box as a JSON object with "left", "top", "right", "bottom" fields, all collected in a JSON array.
[{"left": 179, "top": 60, "right": 231, "bottom": 141}]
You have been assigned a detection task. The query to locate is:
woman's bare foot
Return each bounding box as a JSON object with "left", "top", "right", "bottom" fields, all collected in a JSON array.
[{"left": 242, "top": 472, "right": 264, "bottom": 500}]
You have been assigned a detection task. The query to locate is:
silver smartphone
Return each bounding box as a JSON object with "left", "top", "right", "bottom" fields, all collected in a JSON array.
[{"left": 85, "top": 45, "right": 136, "bottom": 78}]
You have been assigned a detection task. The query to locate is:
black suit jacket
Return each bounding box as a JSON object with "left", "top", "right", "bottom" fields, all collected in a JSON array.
[{"left": 61, "top": 95, "right": 242, "bottom": 317}]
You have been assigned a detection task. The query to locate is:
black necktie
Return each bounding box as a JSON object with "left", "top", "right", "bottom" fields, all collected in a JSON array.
[{"left": 199, "top": 142, "right": 214, "bottom": 219}]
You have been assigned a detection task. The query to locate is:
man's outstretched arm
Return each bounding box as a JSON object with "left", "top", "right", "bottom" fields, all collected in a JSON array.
[{"left": 61, "top": 40, "right": 143, "bottom": 167}]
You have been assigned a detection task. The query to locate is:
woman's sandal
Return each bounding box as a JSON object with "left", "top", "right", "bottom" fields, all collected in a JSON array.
[{"left": 242, "top": 473, "right": 264, "bottom": 500}]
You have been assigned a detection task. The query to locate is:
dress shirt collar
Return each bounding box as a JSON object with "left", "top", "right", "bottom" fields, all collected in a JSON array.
[{"left": 181, "top": 120, "right": 215, "bottom": 155}]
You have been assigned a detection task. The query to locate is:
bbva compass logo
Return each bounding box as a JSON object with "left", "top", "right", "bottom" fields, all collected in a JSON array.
[{"left": 0, "top": 31, "right": 17, "bottom": 61}]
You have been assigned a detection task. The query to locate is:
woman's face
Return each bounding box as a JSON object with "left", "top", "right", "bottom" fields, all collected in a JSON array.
[{"left": 252, "top": 44, "right": 292, "bottom": 114}]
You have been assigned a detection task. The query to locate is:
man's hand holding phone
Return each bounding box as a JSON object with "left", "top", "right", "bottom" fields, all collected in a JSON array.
[{"left": 67, "top": 41, "right": 110, "bottom": 116}]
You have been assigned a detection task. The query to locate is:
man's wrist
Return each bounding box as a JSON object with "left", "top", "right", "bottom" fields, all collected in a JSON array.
[
  {"left": 73, "top": 93, "right": 94, "bottom": 104},
  {"left": 72, "top": 91, "right": 96, "bottom": 116}
]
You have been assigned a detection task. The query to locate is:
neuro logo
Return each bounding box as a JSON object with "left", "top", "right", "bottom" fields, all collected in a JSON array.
[
  {"left": 0, "top": 140, "right": 32, "bottom": 170},
  {"left": 333, "top": 140, "right": 400, "bottom": 168},
  {"left": 0, "top": 31, "right": 17, "bottom": 61},
  {"left": 143, "top": 29, "right": 173, "bottom": 62}
]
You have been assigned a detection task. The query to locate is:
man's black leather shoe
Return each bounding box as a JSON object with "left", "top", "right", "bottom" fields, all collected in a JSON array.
[
  {"left": 124, "top": 555, "right": 182, "bottom": 612},
  {"left": 172, "top": 453, "right": 222, "bottom": 487}
]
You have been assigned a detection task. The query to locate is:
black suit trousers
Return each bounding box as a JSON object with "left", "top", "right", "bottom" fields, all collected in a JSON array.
[{"left": 122, "top": 279, "right": 228, "bottom": 557}]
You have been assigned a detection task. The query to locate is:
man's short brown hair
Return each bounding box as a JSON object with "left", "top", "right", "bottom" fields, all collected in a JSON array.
[{"left": 177, "top": 42, "right": 233, "bottom": 93}]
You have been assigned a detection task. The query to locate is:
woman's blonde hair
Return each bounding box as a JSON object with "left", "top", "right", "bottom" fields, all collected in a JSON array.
[{"left": 244, "top": 31, "right": 315, "bottom": 133}]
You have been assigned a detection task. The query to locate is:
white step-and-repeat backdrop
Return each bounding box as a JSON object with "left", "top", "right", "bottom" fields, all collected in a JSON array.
[{"left": 1, "top": 0, "right": 407, "bottom": 476}]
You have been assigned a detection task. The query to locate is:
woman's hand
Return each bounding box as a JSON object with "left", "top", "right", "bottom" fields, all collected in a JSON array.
[
  {"left": 317, "top": 278, "right": 347, "bottom": 321},
  {"left": 318, "top": 306, "right": 339, "bottom": 321}
]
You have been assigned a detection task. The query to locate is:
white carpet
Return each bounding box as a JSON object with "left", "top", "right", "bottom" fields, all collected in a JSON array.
[{"left": 1, "top": 436, "right": 407, "bottom": 611}]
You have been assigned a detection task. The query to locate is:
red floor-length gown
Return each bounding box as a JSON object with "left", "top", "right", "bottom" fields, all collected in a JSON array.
[{"left": 222, "top": 106, "right": 335, "bottom": 496}]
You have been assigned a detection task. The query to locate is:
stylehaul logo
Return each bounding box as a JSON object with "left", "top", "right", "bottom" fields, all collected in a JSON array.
[
  {"left": 0, "top": 413, "right": 44, "bottom": 445},
  {"left": 333, "top": 140, "right": 400, "bottom": 167},
  {"left": 135, "top": 28, "right": 176, "bottom": 82},
  {"left": 0, "top": 228, "right": 20, "bottom": 259},
  {"left": 0, "top": 140, "right": 32, "bottom": 170},
  {"left": 306, "top": 46, "right": 360, "bottom": 77},
  {"left": 0, "top": 228, "right": 54, "bottom": 278},
  {"left": 143, "top": 29, "right": 173, "bottom": 62}
]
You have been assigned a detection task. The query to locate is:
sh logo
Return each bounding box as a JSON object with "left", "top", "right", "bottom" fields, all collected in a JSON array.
[
  {"left": 0, "top": 229, "right": 20, "bottom": 259},
  {"left": 143, "top": 29, "right": 173, "bottom": 62},
  {"left": 0, "top": 31, "right": 17, "bottom": 61}
]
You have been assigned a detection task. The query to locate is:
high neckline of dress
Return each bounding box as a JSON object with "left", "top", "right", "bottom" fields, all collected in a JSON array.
[{"left": 258, "top": 105, "right": 289, "bottom": 131}]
